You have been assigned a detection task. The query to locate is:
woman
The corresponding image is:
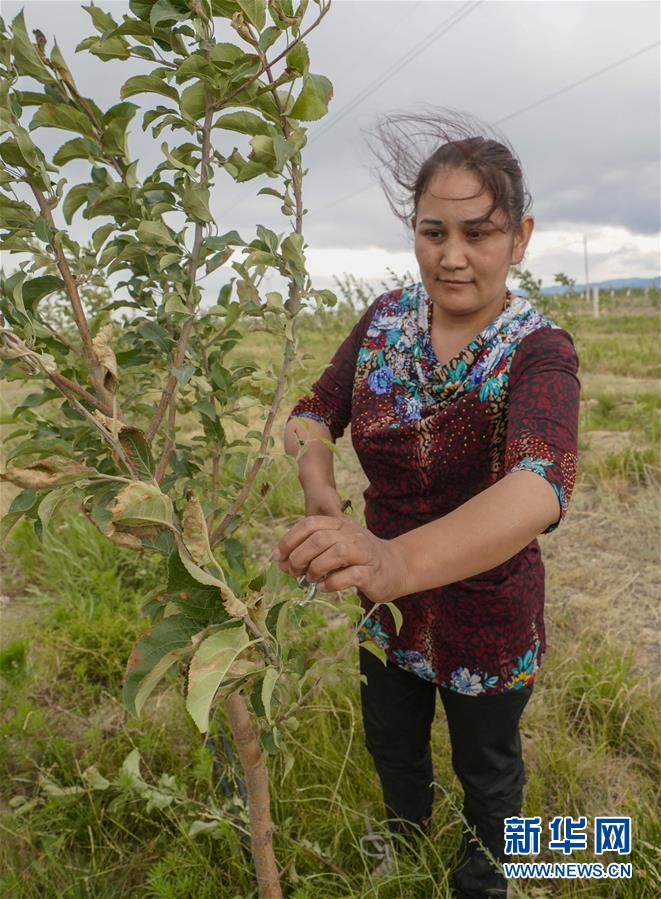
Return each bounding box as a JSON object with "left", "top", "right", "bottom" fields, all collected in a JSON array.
[{"left": 272, "top": 115, "right": 580, "bottom": 898}]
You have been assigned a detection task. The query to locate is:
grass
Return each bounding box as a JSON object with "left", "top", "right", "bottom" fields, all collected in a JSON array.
[{"left": 0, "top": 295, "right": 659, "bottom": 897}]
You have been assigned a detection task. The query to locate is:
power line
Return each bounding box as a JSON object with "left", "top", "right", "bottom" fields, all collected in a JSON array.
[
  {"left": 312, "top": 39, "right": 660, "bottom": 215},
  {"left": 309, "top": 1, "right": 484, "bottom": 145},
  {"left": 494, "top": 39, "right": 660, "bottom": 126}
]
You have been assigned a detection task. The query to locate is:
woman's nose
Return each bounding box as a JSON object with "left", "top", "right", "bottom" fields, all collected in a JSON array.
[{"left": 440, "top": 238, "right": 468, "bottom": 270}]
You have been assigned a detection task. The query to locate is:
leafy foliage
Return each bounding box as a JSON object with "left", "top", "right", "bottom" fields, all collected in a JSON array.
[{"left": 0, "top": 0, "right": 339, "bottom": 742}]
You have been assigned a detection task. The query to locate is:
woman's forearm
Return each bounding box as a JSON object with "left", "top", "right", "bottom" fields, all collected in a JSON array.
[
  {"left": 391, "top": 470, "right": 561, "bottom": 596},
  {"left": 284, "top": 416, "right": 337, "bottom": 490}
]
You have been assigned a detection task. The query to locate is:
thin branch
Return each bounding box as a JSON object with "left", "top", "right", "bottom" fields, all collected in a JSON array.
[
  {"left": 267, "top": 605, "right": 377, "bottom": 733},
  {"left": 214, "top": 2, "right": 331, "bottom": 112},
  {"left": 146, "top": 85, "right": 215, "bottom": 446},
  {"left": 154, "top": 395, "right": 177, "bottom": 483},
  {"left": 29, "top": 186, "right": 118, "bottom": 414},
  {"left": 48, "top": 371, "right": 114, "bottom": 416},
  {"left": 209, "top": 60, "right": 307, "bottom": 548}
]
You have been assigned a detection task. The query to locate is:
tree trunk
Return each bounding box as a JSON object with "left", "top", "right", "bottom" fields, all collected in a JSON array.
[{"left": 224, "top": 691, "right": 283, "bottom": 899}]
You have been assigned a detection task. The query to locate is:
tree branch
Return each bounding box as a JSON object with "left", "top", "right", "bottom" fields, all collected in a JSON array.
[
  {"left": 209, "top": 58, "right": 306, "bottom": 547},
  {"left": 214, "top": 2, "right": 331, "bottom": 112},
  {"left": 146, "top": 86, "right": 215, "bottom": 446},
  {"left": 29, "top": 186, "right": 118, "bottom": 414},
  {"left": 267, "top": 606, "right": 377, "bottom": 733}
]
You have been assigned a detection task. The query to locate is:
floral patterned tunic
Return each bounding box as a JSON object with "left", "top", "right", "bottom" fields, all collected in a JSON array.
[{"left": 287, "top": 283, "right": 580, "bottom": 695}]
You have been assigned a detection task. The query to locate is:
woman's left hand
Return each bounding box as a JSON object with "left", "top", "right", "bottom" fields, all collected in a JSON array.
[{"left": 271, "top": 515, "right": 410, "bottom": 604}]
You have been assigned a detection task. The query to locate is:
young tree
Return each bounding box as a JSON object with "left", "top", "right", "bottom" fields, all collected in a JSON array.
[{"left": 0, "top": 3, "right": 383, "bottom": 896}]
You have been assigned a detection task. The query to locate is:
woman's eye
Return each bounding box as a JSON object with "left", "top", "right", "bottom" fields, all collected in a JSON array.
[{"left": 467, "top": 230, "right": 484, "bottom": 240}]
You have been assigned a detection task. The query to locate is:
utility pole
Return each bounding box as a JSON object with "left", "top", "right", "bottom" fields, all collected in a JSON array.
[{"left": 583, "top": 234, "right": 590, "bottom": 302}]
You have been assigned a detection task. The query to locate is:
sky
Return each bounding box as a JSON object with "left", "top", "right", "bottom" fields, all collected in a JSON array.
[{"left": 2, "top": 0, "right": 660, "bottom": 295}]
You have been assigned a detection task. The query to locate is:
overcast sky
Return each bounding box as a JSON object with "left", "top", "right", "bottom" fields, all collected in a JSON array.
[{"left": 3, "top": 0, "right": 660, "bottom": 293}]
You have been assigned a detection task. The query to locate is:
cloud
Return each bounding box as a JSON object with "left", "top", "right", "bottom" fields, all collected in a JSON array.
[{"left": 2, "top": 0, "right": 659, "bottom": 284}]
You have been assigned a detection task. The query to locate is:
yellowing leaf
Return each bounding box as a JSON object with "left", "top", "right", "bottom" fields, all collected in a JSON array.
[
  {"left": 110, "top": 482, "right": 174, "bottom": 529},
  {"left": 186, "top": 625, "right": 252, "bottom": 731},
  {"left": 381, "top": 601, "right": 403, "bottom": 636},
  {"left": 261, "top": 667, "right": 279, "bottom": 723},
  {"left": 360, "top": 640, "right": 387, "bottom": 666}
]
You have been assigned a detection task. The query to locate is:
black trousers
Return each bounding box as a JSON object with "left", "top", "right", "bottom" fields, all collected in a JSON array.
[{"left": 359, "top": 647, "right": 533, "bottom": 898}]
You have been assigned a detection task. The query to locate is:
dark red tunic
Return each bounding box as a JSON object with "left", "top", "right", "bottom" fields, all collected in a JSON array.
[{"left": 287, "top": 284, "right": 580, "bottom": 694}]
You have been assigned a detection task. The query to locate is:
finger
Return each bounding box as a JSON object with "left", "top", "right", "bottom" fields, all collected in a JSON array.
[
  {"left": 288, "top": 531, "right": 350, "bottom": 579},
  {"left": 304, "top": 539, "right": 357, "bottom": 583},
  {"left": 273, "top": 515, "right": 343, "bottom": 562},
  {"left": 318, "top": 564, "right": 372, "bottom": 595}
]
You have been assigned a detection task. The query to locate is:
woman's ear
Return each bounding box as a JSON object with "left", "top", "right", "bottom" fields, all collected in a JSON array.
[
  {"left": 410, "top": 215, "right": 417, "bottom": 232},
  {"left": 511, "top": 215, "right": 534, "bottom": 265}
]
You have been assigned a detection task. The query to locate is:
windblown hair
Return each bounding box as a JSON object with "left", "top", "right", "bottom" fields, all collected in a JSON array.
[{"left": 367, "top": 110, "right": 532, "bottom": 232}]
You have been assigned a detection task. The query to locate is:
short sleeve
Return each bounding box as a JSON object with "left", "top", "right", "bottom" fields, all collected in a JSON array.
[
  {"left": 287, "top": 298, "right": 380, "bottom": 442},
  {"left": 504, "top": 327, "right": 581, "bottom": 534}
]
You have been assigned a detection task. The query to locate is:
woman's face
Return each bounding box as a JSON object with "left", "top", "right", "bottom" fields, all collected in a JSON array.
[{"left": 412, "top": 167, "right": 534, "bottom": 325}]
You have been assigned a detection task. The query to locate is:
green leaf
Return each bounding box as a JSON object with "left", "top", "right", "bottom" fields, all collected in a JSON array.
[
  {"left": 289, "top": 73, "right": 333, "bottom": 122},
  {"left": 280, "top": 232, "right": 305, "bottom": 273},
  {"left": 123, "top": 614, "right": 202, "bottom": 715},
  {"left": 180, "top": 82, "right": 207, "bottom": 120},
  {"left": 121, "top": 74, "right": 179, "bottom": 104},
  {"left": 261, "top": 667, "right": 279, "bottom": 723},
  {"left": 87, "top": 36, "right": 131, "bottom": 61},
  {"left": 30, "top": 104, "right": 96, "bottom": 139},
  {"left": 214, "top": 111, "right": 270, "bottom": 136},
  {"left": 34, "top": 216, "right": 51, "bottom": 243},
  {"left": 136, "top": 220, "right": 178, "bottom": 248},
  {"left": 381, "top": 601, "right": 403, "bottom": 636},
  {"left": 88, "top": 182, "right": 130, "bottom": 219},
  {"left": 286, "top": 41, "right": 309, "bottom": 74},
  {"left": 360, "top": 640, "right": 388, "bottom": 666},
  {"left": 186, "top": 625, "right": 252, "bottom": 732},
  {"left": 210, "top": 42, "right": 243, "bottom": 66},
  {"left": 92, "top": 223, "right": 114, "bottom": 251},
  {"left": 150, "top": 0, "right": 191, "bottom": 28},
  {"left": 10, "top": 11, "right": 54, "bottom": 83},
  {"left": 171, "top": 363, "right": 196, "bottom": 385},
  {"left": 22, "top": 276, "right": 65, "bottom": 313},
  {"left": 53, "top": 137, "right": 102, "bottom": 166},
  {"left": 102, "top": 103, "right": 138, "bottom": 157},
  {"left": 166, "top": 551, "right": 231, "bottom": 625},
  {"left": 237, "top": 0, "right": 266, "bottom": 30},
  {"left": 63, "top": 183, "right": 91, "bottom": 224},
  {"left": 38, "top": 485, "right": 76, "bottom": 531},
  {"left": 259, "top": 26, "right": 280, "bottom": 53},
  {"left": 181, "top": 185, "right": 212, "bottom": 223},
  {"left": 261, "top": 726, "right": 281, "bottom": 755},
  {"left": 82, "top": 3, "right": 119, "bottom": 32},
  {"left": 118, "top": 428, "right": 155, "bottom": 479}
]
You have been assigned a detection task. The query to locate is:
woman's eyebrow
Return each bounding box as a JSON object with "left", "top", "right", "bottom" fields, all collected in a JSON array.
[{"left": 418, "top": 216, "right": 494, "bottom": 226}]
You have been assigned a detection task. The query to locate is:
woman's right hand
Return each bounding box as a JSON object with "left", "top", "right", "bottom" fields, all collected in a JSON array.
[{"left": 304, "top": 483, "right": 345, "bottom": 519}]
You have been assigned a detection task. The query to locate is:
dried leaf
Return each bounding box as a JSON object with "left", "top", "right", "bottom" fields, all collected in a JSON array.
[
  {"left": 182, "top": 493, "right": 213, "bottom": 566},
  {"left": 92, "top": 323, "right": 118, "bottom": 392},
  {"left": 223, "top": 592, "right": 248, "bottom": 619},
  {"left": 0, "top": 456, "right": 92, "bottom": 489}
]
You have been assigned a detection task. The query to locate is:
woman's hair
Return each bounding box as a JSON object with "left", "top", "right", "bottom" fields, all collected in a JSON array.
[{"left": 367, "top": 110, "right": 532, "bottom": 232}]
